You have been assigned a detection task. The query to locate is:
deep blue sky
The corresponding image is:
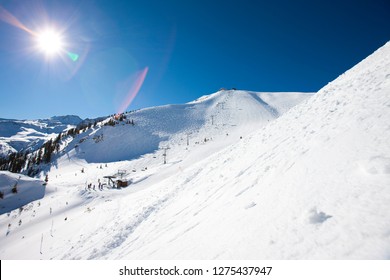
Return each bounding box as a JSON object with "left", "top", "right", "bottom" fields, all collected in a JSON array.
[{"left": 0, "top": 0, "right": 389, "bottom": 120}]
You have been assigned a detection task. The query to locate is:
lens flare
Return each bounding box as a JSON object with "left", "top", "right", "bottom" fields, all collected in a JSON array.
[
  {"left": 67, "top": 51, "right": 79, "bottom": 62},
  {"left": 0, "top": 6, "right": 36, "bottom": 36},
  {"left": 117, "top": 67, "right": 149, "bottom": 116}
]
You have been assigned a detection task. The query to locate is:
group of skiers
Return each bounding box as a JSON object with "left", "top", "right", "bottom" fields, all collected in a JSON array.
[{"left": 85, "top": 179, "right": 104, "bottom": 191}]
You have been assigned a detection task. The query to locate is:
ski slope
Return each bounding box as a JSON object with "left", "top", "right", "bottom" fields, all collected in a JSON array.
[
  {"left": 0, "top": 41, "right": 389, "bottom": 260},
  {"left": 0, "top": 89, "right": 310, "bottom": 259},
  {"left": 0, "top": 171, "right": 44, "bottom": 215},
  {"left": 63, "top": 90, "right": 310, "bottom": 163}
]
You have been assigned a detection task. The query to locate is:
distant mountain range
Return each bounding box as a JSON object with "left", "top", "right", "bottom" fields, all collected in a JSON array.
[{"left": 0, "top": 115, "right": 83, "bottom": 156}]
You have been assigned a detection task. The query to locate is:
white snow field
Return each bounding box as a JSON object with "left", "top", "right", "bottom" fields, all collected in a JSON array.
[
  {"left": 1, "top": 41, "right": 389, "bottom": 260},
  {"left": 0, "top": 171, "right": 44, "bottom": 215}
]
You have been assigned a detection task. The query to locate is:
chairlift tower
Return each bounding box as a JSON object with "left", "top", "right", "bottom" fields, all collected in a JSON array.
[
  {"left": 163, "top": 146, "right": 170, "bottom": 164},
  {"left": 186, "top": 133, "right": 191, "bottom": 146}
]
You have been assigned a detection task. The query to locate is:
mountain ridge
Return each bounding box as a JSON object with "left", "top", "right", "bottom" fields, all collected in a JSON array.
[{"left": 0, "top": 115, "right": 83, "bottom": 156}]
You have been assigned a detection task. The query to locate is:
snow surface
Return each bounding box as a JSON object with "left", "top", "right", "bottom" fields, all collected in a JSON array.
[
  {"left": 60, "top": 90, "right": 310, "bottom": 163},
  {"left": 0, "top": 89, "right": 310, "bottom": 259},
  {"left": 0, "top": 41, "right": 389, "bottom": 260},
  {"left": 0, "top": 171, "right": 44, "bottom": 215}
]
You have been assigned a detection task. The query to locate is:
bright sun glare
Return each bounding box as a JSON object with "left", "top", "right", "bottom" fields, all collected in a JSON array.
[{"left": 36, "top": 29, "right": 63, "bottom": 56}]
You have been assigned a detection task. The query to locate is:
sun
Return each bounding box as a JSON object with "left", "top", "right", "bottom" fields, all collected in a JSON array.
[{"left": 36, "top": 29, "right": 63, "bottom": 56}]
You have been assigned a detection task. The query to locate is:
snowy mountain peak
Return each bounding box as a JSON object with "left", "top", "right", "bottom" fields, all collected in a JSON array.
[
  {"left": 0, "top": 115, "right": 83, "bottom": 156},
  {"left": 43, "top": 115, "right": 83, "bottom": 126},
  {"left": 58, "top": 90, "right": 311, "bottom": 163}
]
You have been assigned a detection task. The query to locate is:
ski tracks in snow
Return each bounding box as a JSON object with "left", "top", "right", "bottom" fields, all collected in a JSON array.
[{"left": 72, "top": 167, "right": 204, "bottom": 259}]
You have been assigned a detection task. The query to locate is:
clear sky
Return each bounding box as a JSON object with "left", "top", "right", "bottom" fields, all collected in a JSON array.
[{"left": 0, "top": 0, "right": 389, "bottom": 120}]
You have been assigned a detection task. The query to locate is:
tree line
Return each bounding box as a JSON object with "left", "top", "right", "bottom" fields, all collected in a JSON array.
[{"left": 0, "top": 114, "right": 136, "bottom": 176}]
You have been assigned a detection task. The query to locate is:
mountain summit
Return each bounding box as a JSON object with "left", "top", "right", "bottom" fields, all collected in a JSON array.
[{"left": 61, "top": 90, "right": 311, "bottom": 163}]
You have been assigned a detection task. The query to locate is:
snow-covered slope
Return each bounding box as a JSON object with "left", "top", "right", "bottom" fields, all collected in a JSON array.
[
  {"left": 60, "top": 91, "right": 310, "bottom": 163},
  {"left": 0, "top": 90, "right": 311, "bottom": 259},
  {"left": 0, "top": 115, "right": 82, "bottom": 156},
  {"left": 0, "top": 171, "right": 44, "bottom": 215},
  {"left": 111, "top": 42, "right": 389, "bottom": 259},
  {"left": 1, "top": 41, "right": 389, "bottom": 260}
]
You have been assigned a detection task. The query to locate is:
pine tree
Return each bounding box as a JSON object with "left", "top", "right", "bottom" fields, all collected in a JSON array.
[
  {"left": 43, "top": 140, "right": 52, "bottom": 163},
  {"left": 55, "top": 143, "right": 60, "bottom": 153},
  {"left": 54, "top": 133, "right": 62, "bottom": 144},
  {"left": 36, "top": 149, "right": 42, "bottom": 165}
]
